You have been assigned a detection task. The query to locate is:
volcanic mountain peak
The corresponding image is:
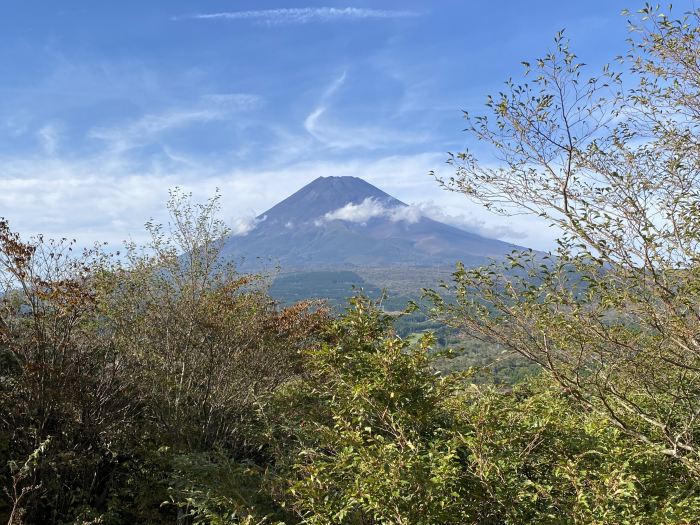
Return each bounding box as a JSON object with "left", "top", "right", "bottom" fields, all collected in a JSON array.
[
  {"left": 261, "top": 176, "right": 404, "bottom": 223},
  {"left": 222, "top": 176, "right": 524, "bottom": 270}
]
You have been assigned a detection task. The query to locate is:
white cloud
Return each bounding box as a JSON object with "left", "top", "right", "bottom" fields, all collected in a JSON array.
[
  {"left": 177, "top": 8, "right": 419, "bottom": 26},
  {"left": 230, "top": 214, "right": 266, "bottom": 236},
  {"left": 388, "top": 205, "right": 423, "bottom": 224},
  {"left": 324, "top": 198, "right": 387, "bottom": 224},
  {"left": 321, "top": 198, "right": 423, "bottom": 226},
  {"left": 321, "top": 198, "right": 527, "bottom": 241},
  {"left": 398, "top": 201, "right": 527, "bottom": 240},
  {"left": 322, "top": 199, "right": 427, "bottom": 226},
  {"left": 0, "top": 158, "right": 171, "bottom": 247}
]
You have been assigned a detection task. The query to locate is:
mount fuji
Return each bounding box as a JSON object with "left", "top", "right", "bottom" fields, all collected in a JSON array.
[{"left": 221, "top": 176, "right": 523, "bottom": 271}]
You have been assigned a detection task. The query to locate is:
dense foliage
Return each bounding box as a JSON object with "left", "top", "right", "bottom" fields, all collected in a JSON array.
[
  {"left": 2, "top": 203, "right": 699, "bottom": 523},
  {"left": 0, "top": 191, "right": 327, "bottom": 524},
  {"left": 263, "top": 298, "right": 700, "bottom": 524}
]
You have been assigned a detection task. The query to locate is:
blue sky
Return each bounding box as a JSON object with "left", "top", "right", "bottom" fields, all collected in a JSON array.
[{"left": 0, "top": 1, "right": 672, "bottom": 250}]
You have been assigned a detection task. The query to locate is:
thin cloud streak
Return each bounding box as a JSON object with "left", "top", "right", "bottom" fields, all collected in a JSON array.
[
  {"left": 176, "top": 8, "right": 419, "bottom": 26},
  {"left": 37, "top": 123, "right": 61, "bottom": 155},
  {"left": 303, "top": 71, "right": 346, "bottom": 145},
  {"left": 304, "top": 72, "right": 427, "bottom": 150},
  {"left": 89, "top": 109, "right": 224, "bottom": 153},
  {"left": 88, "top": 93, "right": 262, "bottom": 154}
]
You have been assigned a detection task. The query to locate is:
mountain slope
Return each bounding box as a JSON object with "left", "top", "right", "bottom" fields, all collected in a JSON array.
[{"left": 221, "top": 176, "right": 523, "bottom": 270}]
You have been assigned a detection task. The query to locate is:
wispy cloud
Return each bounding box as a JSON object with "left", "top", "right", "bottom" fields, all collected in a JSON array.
[
  {"left": 400, "top": 201, "right": 527, "bottom": 240},
  {"left": 303, "top": 71, "right": 346, "bottom": 145},
  {"left": 90, "top": 109, "right": 223, "bottom": 153},
  {"left": 304, "top": 114, "right": 427, "bottom": 150},
  {"left": 89, "top": 93, "right": 262, "bottom": 154},
  {"left": 304, "top": 71, "right": 347, "bottom": 132},
  {"left": 304, "top": 72, "right": 427, "bottom": 150},
  {"left": 200, "top": 93, "right": 263, "bottom": 111},
  {"left": 321, "top": 198, "right": 526, "bottom": 240},
  {"left": 36, "top": 123, "right": 61, "bottom": 155},
  {"left": 175, "top": 8, "right": 419, "bottom": 26}
]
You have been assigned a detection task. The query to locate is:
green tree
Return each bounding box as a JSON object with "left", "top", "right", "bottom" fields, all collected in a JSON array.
[
  {"left": 102, "top": 189, "right": 326, "bottom": 454},
  {"left": 429, "top": 5, "right": 700, "bottom": 470},
  {"left": 0, "top": 190, "right": 327, "bottom": 523},
  {"left": 264, "top": 296, "right": 700, "bottom": 524},
  {"left": 0, "top": 216, "right": 143, "bottom": 523},
  {"left": 264, "top": 296, "right": 477, "bottom": 524}
]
